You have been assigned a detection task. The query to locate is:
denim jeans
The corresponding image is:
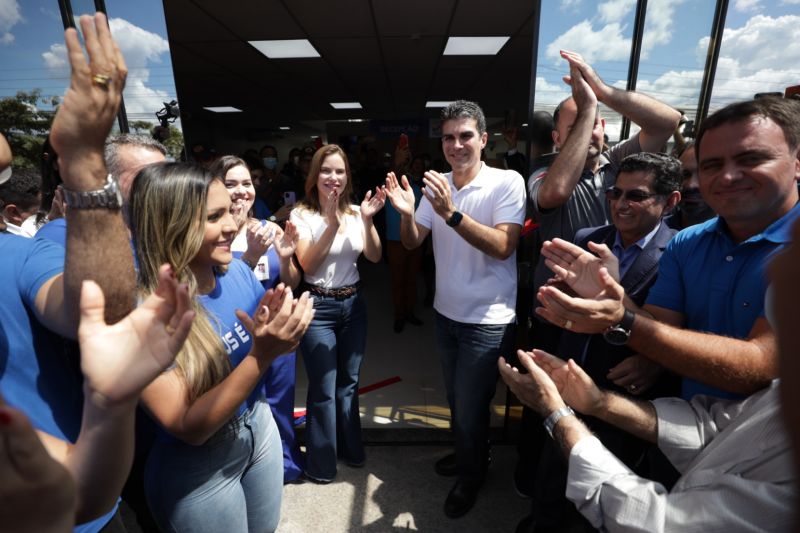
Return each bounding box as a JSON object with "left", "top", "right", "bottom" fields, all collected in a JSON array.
[
  {"left": 301, "top": 290, "right": 367, "bottom": 481},
  {"left": 435, "top": 312, "right": 516, "bottom": 483},
  {"left": 144, "top": 398, "right": 283, "bottom": 533}
]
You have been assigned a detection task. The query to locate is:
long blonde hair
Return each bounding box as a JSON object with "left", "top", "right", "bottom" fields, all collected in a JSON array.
[{"left": 128, "top": 162, "right": 231, "bottom": 402}]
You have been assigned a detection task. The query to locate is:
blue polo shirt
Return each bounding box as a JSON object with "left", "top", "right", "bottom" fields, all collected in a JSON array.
[
  {"left": 646, "top": 203, "right": 800, "bottom": 399},
  {"left": 0, "top": 232, "right": 116, "bottom": 532}
]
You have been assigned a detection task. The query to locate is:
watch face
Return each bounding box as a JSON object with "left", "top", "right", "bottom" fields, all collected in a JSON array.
[{"left": 604, "top": 327, "right": 629, "bottom": 346}]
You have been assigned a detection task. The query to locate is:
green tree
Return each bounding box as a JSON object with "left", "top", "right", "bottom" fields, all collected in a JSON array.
[
  {"left": 0, "top": 90, "right": 58, "bottom": 169},
  {"left": 130, "top": 120, "right": 154, "bottom": 135},
  {"left": 161, "top": 124, "right": 185, "bottom": 161}
]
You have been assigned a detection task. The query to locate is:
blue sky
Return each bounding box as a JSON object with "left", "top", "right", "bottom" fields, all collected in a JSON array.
[{"left": 0, "top": 0, "right": 798, "bottom": 138}]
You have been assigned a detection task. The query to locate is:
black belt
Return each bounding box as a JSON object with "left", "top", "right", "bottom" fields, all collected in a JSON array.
[{"left": 302, "top": 281, "right": 361, "bottom": 300}]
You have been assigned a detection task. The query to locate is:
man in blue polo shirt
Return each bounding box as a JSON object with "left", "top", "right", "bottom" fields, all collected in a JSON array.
[{"left": 536, "top": 96, "right": 800, "bottom": 400}]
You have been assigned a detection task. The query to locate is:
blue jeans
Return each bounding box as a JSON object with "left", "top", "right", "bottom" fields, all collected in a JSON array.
[
  {"left": 144, "top": 399, "right": 283, "bottom": 533},
  {"left": 301, "top": 291, "right": 367, "bottom": 481},
  {"left": 435, "top": 312, "right": 516, "bottom": 483}
]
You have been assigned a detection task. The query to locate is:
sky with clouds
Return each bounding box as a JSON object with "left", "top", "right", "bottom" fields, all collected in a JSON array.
[{"left": 0, "top": 0, "right": 797, "bottom": 139}]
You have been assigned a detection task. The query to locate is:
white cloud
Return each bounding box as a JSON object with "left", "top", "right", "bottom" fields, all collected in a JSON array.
[
  {"left": 108, "top": 18, "right": 171, "bottom": 118},
  {"left": 0, "top": 0, "right": 22, "bottom": 45},
  {"left": 546, "top": 0, "right": 685, "bottom": 64},
  {"left": 734, "top": 0, "right": 762, "bottom": 12},
  {"left": 42, "top": 17, "right": 173, "bottom": 121},
  {"left": 637, "top": 14, "right": 800, "bottom": 114},
  {"left": 560, "top": 0, "right": 583, "bottom": 12},
  {"left": 545, "top": 20, "right": 631, "bottom": 63},
  {"left": 534, "top": 76, "right": 571, "bottom": 109},
  {"left": 780, "top": 0, "right": 800, "bottom": 4},
  {"left": 598, "top": 0, "right": 636, "bottom": 24}
]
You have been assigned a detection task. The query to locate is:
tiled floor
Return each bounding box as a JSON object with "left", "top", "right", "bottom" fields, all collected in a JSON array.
[{"left": 293, "top": 257, "right": 513, "bottom": 432}]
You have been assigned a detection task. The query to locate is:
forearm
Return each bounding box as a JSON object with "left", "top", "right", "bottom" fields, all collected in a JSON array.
[
  {"left": 167, "top": 355, "right": 272, "bottom": 445},
  {"left": 551, "top": 414, "right": 595, "bottom": 460},
  {"left": 278, "top": 255, "right": 302, "bottom": 289},
  {"left": 64, "top": 393, "right": 137, "bottom": 522},
  {"left": 63, "top": 153, "right": 136, "bottom": 326},
  {"left": 399, "top": 213, "right": 423, "bottom": 250},
  {"left": 362, "top": 216, "right": 382, "bottom": 263},
  {"left": 452, "top": 217, "right": 519, "bottom": 260},
  {"left": 600, "top": 87, "right": 680, "bottom": 149},
  {"left": 537, "top": 109, "right": 595, "bottom": 209},
  {"left": 591, "top": 390, "right": 658, "bottom": 443},
  {"left": 295, "top": 224, "right": 338, "bottom": 276},
  {"left": 629, "top": 316, "right": 775, "bottom": 394}
]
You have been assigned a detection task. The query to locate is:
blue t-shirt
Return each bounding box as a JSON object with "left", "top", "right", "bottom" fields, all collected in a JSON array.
[
  {"left": 198, "top": 259, "right": 267, "bottom": 415},
  {"left": 35, "top": 217, "right": 67, "bottom": 247},
  {"left": 0, "top": 232, "right": 116, "bottom": 533},
  {"left": 646, "top": 204, "right": 800, "bottom": 399}
]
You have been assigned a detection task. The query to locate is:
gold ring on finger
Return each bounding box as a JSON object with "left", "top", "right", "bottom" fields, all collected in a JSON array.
[
  {"left": 91, "top": 73, "right": 112, "bottom": 88},
  {"left": 564, "top": 319, "right": 573, "bottom": 330}
]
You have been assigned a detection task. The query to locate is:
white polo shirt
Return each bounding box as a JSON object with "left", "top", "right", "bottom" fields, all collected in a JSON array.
[{"left": 416, "top": 163, "right": 526, "bottom": 324}]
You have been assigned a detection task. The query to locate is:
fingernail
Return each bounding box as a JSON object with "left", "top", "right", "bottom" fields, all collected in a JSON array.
[{"left": 0, "top": 409, "right": 12, "bottom": 426}]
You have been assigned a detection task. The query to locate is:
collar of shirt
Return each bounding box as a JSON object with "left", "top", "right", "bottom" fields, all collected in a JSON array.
[
  {"left": 701, "top": 202, "right": 800, "bottom": 245},
  {"left": 612, "top": 221, "right": 661, "bottom": 255},
  {"left": 448, "top": 161, "right": 488, "bottom": 193}
]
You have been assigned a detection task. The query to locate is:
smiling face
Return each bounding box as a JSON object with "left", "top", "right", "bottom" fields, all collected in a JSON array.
[
  {"left": 610, "top": 170, "right": 673, "bottom": 246},
  {"left": 698, "top": 115, "right": 800, "bottom": 240},
  {"left": 190, "top": 179, "right": 237, "bottom": 271},
  {"left": 441, "top": 117, "right": 487, "bottom": 173},
  {"left": 316, "top": 153, "right": 348, "bottom": 202},
  {"left": 223, "top": 164, "right": 255, "bottom": 227}
]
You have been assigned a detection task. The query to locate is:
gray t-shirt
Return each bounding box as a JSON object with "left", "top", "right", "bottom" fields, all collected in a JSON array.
[{"left": 529, "top": 134, "right": 642, "bottom": 298}]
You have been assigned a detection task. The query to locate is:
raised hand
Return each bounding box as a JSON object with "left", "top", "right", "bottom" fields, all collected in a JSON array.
[
  {"left": 244, "top": 220, "right": 277, "bottom": 260},
  {"left": 560, "top": 50, "right": 609, "bottom": 102},
  {"left": 421, "top": 171, "right": 456, "bottom": 220},
  {"left": 235, "top": 286, "right": 314, "bottom": 361},
  {"left": 542, "top": 238, "right": 620, "bottom": 298},
  {"left": 529, "top": 350, "right": 605, "bottom": 416},
  {"left": 274, "top": 220, "right": 298, "bottom": 259},
  {"left": 499, "top": 350, "right": 567, "bottom": 418},
  {"left": 536, "top": 265, "right": 626, "bottom": 334},
  {"left": 561, "top": 53, "right": 597, "bottom": 113},
  {"left": 50, "top": 13, "right": 127, "bottom": 185},
  {"left": 360, "top": 186, "right": 386, "bottom": 219},
  {"left": 321, "top": 189, "right": 341, "bottom": 228},
  {"left": 0, "top": 397, "right": 75, "bottom": 533},
  {"left": 78, "top": 264, "right": 195, "bottom": 407},
  {"left": 384, "top": 171, "right": 416, "bottom": 216}
]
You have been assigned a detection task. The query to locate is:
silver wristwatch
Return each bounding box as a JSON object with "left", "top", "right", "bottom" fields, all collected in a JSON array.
[
  {"left": 543, "top": 406, "right": 575, "bottom": 438},
  {"left": 62, "top": 175, "right": 123, "bottom": 209}
]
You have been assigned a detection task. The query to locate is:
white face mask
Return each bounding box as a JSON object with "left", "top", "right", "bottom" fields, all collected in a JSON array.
[
  {"left": 263, "top": 157, "right": 278, "bottom": 170},
  {"left": 20, "top": 214, "right": 38, "bottom": 237}
]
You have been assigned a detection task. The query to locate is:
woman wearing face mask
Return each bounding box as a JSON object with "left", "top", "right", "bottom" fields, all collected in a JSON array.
[
  {"left": 211, "top": 155, "right": 306, "bottom": 482},
  {"left": 129, "top": 163, "right": 314, "bottom": 532},
  {"left": 290, "top": 144, "right": 385, "bottom": 482}
]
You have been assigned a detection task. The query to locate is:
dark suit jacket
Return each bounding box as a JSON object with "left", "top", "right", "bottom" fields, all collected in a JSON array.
[{"left": 558, "top": 219, "right": 679, "bottom": 466}]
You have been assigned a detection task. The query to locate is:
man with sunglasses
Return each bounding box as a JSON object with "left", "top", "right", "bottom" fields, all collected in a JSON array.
[
  {"left": 520, "top": 153, "right": 682, "bottom": 532},
  {"left": 537, "top": 96, "right": 800, "bottom": 403}
]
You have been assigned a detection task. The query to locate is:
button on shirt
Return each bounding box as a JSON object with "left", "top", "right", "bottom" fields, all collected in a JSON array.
[{"left": 646, "top": 203, "right": 800, "bottom": 399}]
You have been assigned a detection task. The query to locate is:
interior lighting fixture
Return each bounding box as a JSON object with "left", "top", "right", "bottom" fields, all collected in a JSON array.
[
  {"left": 249, "top": 39, "right": 320, "bottom": 59},
  {"left": 443, "top": 36, "right": 509, "bottom": 55}
]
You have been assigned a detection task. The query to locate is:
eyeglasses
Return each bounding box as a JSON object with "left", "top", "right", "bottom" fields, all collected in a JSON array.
[{"left": 604, "top": 186, "right": 662, "bottom": 203}]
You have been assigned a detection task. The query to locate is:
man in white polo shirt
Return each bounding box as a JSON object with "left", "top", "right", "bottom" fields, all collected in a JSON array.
[{"left": 385, "top": 100, "right": 526, "bottom": 518}]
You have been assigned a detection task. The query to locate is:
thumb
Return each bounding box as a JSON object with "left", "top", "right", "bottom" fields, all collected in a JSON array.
[
  {"left": 567, "top": 358, "right": 596, "bottom": 390},
  {"left": 79, "top": 280, "right": 106, "bottom": 335},
  {"left": 598, "top": 267, "right": 624, "bottom": 299},
  {"left": 588, "top": 241, "right": 613, "bottom": 260},
  {"left": 401, "top": 174, "right": 411, "bottom": 189}
]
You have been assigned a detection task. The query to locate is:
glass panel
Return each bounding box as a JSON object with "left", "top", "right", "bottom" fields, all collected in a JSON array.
[
  {"left": 533, "top": 1, "right": 639, "bottom": 143},
  {"left": 635, "top": 0, "right": 717, "bottom": 140},
  {"left": 709, "top": 0, "right": 800, "bottom": 113}
]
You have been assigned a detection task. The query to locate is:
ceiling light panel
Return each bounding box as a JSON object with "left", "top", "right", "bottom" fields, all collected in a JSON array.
[
  {"left": 443, "top": 36, "right": 509, "bottom": 56},
  {"left": 425, "top": 101, "right": 453, "bottom": 108},
  {"left": 203, "top": 106, "right": 242, "bottom": 112},
  {"left": 330, "top": 102, "right": 362, "bottom": 109},
  {"left": 249, "top": 39, "right": 320, "bottom": 59}
]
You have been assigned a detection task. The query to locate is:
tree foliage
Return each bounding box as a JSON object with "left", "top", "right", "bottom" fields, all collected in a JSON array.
[{"left": 0, "top": 90, "right": 58, "bottom": 170}]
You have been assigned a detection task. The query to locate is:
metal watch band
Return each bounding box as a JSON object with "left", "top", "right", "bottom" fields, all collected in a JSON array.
[
  {"left": 543, "top": 406, "right": 575, "bottom": 437},
  {"left": 62, "top": 175, "right": 123, "bottom": 210}
]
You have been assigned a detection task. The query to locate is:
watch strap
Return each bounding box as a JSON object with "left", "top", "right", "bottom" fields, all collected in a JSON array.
[
  {"left": 446, "top": 211, "right": 463, "bottom": 227},
  {"left": 543, "top": 406, "right": 575, "bottom": 437},
  {"left": 62, "top": 175, "right": 123, "bottom": 210}
]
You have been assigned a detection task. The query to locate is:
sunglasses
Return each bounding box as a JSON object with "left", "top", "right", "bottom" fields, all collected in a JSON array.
[{"left": 605, "top": 186, "right": 662, "bottom": 203}]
